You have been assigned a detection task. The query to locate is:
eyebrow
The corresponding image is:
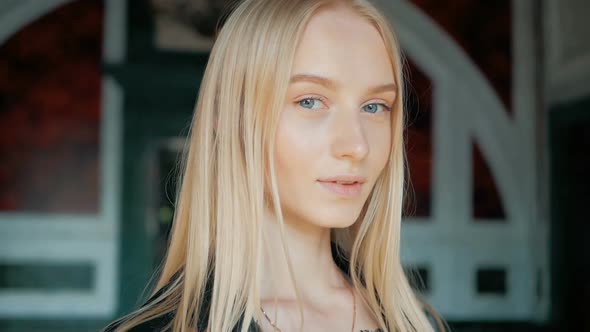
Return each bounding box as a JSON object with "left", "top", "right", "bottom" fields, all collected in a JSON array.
[{"left": 289, "top": 73, "right": 397, "bottom": 95}]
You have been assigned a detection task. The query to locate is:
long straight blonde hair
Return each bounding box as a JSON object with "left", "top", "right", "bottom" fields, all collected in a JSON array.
[{"left": 111, "top": 0, "right": 441, "bottom": 331}]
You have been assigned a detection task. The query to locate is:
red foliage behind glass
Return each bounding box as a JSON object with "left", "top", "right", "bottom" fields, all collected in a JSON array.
[{"left": 0, "top": 0, "right": 103, "bottom": 213}]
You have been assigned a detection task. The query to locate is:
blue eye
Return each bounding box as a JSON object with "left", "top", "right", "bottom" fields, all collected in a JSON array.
[
  {"left": 298, "top": 97, "right": 325, "bottom": 110},
  {"left": 363, "top": 103, "right": 391, "bottom": 114}
]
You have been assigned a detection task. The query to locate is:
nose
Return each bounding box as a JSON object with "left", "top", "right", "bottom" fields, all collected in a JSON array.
[{"left": 330, "top": 109, "right": 369, "bottom": 161}]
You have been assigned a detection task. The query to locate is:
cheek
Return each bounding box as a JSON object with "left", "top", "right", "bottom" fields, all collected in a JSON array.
[
  {"left": 367, "top": 123, "right": 392, "bottom": 174},
  {"left": 274, "top": 112, "right": 321, "bottom": 190}
]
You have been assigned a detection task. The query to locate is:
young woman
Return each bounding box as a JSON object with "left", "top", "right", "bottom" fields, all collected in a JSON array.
[{"left": 105, "top": 0, "right": 445, "bottom": 331}]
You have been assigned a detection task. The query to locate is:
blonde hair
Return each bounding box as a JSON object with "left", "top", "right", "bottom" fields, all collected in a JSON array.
[{"left": 109, "top": 0, "right": 443, "bottom": 331}]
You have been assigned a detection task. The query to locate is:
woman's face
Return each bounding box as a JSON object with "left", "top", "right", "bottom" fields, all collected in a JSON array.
[{"left": 274, "top": 6, "right": 397, "bottom": 229}]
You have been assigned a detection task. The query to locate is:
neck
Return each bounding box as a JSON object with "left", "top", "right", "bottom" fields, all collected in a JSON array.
[{"left": 258, "top": 208, "right": 349, "bottom": 303}]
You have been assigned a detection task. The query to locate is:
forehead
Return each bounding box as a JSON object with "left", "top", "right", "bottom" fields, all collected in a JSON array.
[{"left": 291, "top": 6, "right": 395, "bottom": 87}]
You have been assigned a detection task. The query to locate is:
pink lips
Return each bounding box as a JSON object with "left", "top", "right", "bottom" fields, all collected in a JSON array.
[{"left": 317, "top": 175, "right": 366, "bottom": 198}]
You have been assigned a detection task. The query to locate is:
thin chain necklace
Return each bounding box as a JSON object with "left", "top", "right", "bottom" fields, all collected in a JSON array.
[{"left": 259, "top": 286, "right": 356, "bottom": 332}]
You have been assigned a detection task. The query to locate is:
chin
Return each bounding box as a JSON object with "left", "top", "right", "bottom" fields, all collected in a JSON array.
[
  {"left": 311, "top": 207, "right": 363, "bottom": 229},
  {"left": 280, "top": 198, "right": 365, "bottom": 229}
]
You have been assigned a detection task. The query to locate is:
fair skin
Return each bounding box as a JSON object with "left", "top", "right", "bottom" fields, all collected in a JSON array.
[{"left": 258, "top": 4, "right": 397, "bottom": 332}]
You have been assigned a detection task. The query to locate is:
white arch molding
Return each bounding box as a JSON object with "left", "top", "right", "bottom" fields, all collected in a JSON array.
[
  {"left": 373, "top": 0, "right": 548, "bottom": 321},
  {"left": 0, "top": 0, "right": 126, "bottom": 318},
  {"left": 0, "top": 0, "right": 72, "bottom": 46}
]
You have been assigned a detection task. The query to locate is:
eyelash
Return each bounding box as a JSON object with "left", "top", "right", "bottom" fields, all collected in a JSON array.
[
  {"left": 297, "top": 96, "right": 328, "bottom": 109},
  {"left": 296, "top": 96, "right": 392, "bottom": 113}
]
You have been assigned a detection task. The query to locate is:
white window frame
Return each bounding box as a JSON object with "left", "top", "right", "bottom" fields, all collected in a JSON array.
[{"left": 374, "top": 0, "right": 549, "bottom": 321}]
